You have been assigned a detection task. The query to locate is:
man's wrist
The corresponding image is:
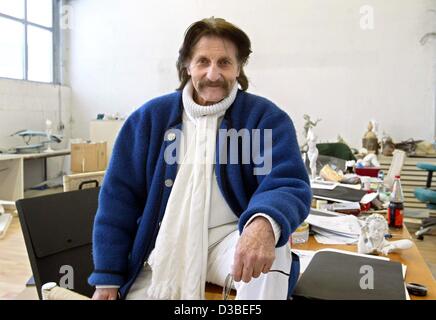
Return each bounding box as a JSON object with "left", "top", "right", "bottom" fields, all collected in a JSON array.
[
  {"left": 95, "top": 285, "right": 120, "bottom": 289},
  {"left": 244, "top": 213, "right": 281, "bottom": 245}
]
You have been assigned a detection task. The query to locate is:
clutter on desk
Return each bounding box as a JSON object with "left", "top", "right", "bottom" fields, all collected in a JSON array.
[
  {"left": 300, "top": 114, "right": 321, "bottom": 153},
  {"left": 290, "top": 221, "right": 309, "bottom": 244},
  {"left": 387, "top": 175, "right": 404, "bottom": 229},
  {"left": 305, "top": 209, "right": 362, "bottom": 244},
  {"left": 357, "top": 213, "right": 412, "bottom": 255},
  {"left": 318, "top": 163, "right": 365, "bottom": 186},
  {"left": 312, "top": 185, "right": 368, "bottom": 203},
  {"left": 310, "top": 179, "right": 338, "bottom": 190},
  {"left": 306, "top": 128, "right": 319, "bottom": 180},
  {"left": 406, "top": 282, "right": 428, "bottom": 297},
  {"left": 300, "top": 114, "right": 321, "bottom": 179},
  {"left": 414, "top": 140, "right": 436, "bottom": 157},
  {"left": 381, "top": 134, "right": 396, "bottom": 156},
  {"left": 355, "top": 148, "right": 380, "bottom": 168},
  {"left": 381, "top": 134, "right": 436, "bottom": 157},
  {"left": 362, "top": 120, "right": 380, "bottom": 155},
  {"left": 321, "top": 202, "right": 361, "bottom": 215},
  {"left": 319, "top": 164, "right": 343, "bottom": 182}
]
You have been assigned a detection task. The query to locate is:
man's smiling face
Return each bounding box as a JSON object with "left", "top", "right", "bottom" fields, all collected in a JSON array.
[{"left": 187, "top": 36, "right": 240, "bottom": 106}]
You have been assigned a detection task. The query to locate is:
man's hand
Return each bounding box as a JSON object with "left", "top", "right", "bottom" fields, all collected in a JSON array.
[
  {"left": 92, "top": 288, "right": 119, "bottom": 300},
  {"left": 232, "top": 216, "right": 276, "bottom": 283}
]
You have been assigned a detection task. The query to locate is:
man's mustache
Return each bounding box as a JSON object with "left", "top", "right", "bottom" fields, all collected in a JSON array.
[{"left": 199, "top": 79, "right": 228, "bottom": 90}]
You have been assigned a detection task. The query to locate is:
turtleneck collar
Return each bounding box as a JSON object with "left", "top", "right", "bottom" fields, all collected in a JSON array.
[{"left": 182, "top": 80, "right": 238, "bottom": 119}]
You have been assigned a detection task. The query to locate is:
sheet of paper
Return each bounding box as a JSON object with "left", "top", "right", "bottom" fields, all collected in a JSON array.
[
  {"left": 290, "top": 249, "right": 316, "bottom": 273},
  {"left": 310, "top": 180, "right": 338, "bottom": 190},
  {"left": 313, "top": 231, "right": 358, "bottom": 245},
  {"left": 360, "top": 192, "right": 379, "bottom": 204},
  {"left": 306, "top": 214, "right": 363, "bottom": 237},
  {"left": 309, "top": 208, "right": 346, "bottom": 217}
]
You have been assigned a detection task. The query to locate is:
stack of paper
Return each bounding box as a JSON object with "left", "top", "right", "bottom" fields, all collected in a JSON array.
[{"left": 305, "top": 212, "right": 363, "bottom": 244}]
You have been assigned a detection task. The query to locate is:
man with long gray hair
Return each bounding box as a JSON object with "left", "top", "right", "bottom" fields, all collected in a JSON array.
[{"left": 89, "top": 17, "right": 311, "bottom": 300}]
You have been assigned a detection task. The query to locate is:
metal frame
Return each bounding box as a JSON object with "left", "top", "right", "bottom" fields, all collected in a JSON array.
[{"left": 0, "top": 0, "right": 59, "bottom": 84}]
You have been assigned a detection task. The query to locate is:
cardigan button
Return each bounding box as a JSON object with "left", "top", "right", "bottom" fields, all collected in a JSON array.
[
  {"left": 166, "top": 132, "right": 176, "bottom": 141},
  {"left": 164, "top": 179, "right": 173, "bottom": 187}
]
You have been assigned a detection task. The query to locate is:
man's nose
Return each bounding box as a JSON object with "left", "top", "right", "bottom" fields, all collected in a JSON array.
[{"left": 206, "top": 64, "right": 221, "bottom": 82}]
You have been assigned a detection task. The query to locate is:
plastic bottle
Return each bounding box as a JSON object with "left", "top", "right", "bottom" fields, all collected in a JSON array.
[{"left": 387, "top": 175, "right": 404, "bottom": 228}]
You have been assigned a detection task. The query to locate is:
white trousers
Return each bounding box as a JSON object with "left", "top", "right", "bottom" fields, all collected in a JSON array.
[{"left": 126, "top": 229, "right": 292, "bottom": 300}]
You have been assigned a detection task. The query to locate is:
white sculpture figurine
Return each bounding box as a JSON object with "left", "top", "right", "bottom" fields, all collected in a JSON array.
[
  {"left": 44, "top": 119, "right": 54, "bottom": 153},
  {"left": 356, "top": 148, "right": 380, "bottom": 167},
  {"left": 358, "top": 214, "right": 413, "bottom": 255},
  {"left": 306, "top": 128, "right": 319, "bottom": 180}
]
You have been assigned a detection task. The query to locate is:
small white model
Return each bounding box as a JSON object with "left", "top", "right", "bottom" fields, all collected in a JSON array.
[
  {"left": 44, "top": 119, "right": 54, "bottom": 153},
  {"left": 358, "top": 214, "right": 413, "bottom": 255},
  {"left": 306, "top": 128, "right": 319, "bottom": 180}
]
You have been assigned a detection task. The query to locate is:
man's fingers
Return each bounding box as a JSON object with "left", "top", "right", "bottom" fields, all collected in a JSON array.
[
  {"left": 262, "top": 261, "right": 273, "bottom": 274},
  {"left": 241, "top": 263, "right": 254, "bottom": 283},
  {"left": 232, "top": 256, "right": 243, "bottom": 282},
  {"left": 252, "top": 262, "right": 264, "bottom": 279},
  {"left": 92, "top": 289, "right": 118, "bottom": 300}
]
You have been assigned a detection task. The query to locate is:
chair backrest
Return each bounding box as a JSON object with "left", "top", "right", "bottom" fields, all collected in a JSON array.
[
  {"left": 16, "top": 187, "right": 99, "bottom": 299},
  {"left": 384, "top": 149, "right": 406, "bottom": 190}
]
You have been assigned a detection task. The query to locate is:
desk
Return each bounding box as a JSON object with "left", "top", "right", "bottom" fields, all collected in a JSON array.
[
  {"left": 293, "top": 224, "right": 436, "bottom": 300},
  {"left": 0, "top": 149, "right": 70, "bottom": 202}
]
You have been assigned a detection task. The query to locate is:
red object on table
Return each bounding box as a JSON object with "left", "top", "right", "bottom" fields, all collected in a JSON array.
[{"left": 355, "top": 167, "right": 380, "bottom": 177}]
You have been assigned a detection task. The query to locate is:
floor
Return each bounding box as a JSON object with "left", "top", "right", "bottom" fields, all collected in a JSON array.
[
  {"left": 0, "top": 187, "right": 63, "bottom": 300},
  {"left": 1, "top": 188, "right": 435, "bottom": 300},
  {"left": 403, "top": 222, "right": 436, "bottom": 278},
  {"left": 0, "top": 215, "right": 33, "bottom": 299}
]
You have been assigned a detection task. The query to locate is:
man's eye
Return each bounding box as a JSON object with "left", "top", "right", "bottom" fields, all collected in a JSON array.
[
  {"left": 198, "top": 58, "right": 208, "bottom": 64},
  {"left": 220, "top": 60, "right": 231, "bottom": 65}
]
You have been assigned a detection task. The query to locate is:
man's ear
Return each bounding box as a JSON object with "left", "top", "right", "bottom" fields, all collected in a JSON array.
[{"left": 186, "top": 61, "right": 191, "bottom": 76}]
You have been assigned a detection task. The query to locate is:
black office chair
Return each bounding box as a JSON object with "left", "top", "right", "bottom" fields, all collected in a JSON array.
[{"left": 16, "top": 187, "right": 99, "bottom": 299}]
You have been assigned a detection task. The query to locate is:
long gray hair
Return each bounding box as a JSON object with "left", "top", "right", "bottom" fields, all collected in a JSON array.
[{"left": 176, "top": 17, "right": 252, "bottom": 91}]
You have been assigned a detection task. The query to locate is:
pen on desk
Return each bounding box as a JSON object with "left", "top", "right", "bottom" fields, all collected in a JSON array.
[{"left": 384, "top": 233, "right": 412, "bottom": 240}]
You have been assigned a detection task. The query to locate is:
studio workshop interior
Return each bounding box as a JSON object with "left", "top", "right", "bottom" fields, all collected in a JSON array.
[{"left": 0, "top": 0, "right": 436, "bottom": 302}]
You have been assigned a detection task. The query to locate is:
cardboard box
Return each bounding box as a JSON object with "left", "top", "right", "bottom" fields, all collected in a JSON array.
[{"left": 71, "top": 142, "right": 107, "bottom": 173}]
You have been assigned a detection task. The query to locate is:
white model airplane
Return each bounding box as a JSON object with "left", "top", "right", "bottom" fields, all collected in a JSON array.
[{"left": 7, "top": 130, "right": 63, "bottom": 153}]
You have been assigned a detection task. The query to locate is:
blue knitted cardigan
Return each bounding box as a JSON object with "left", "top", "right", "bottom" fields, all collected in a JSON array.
[{"left": 88, "top": 89, "right": 312, "bottom": 298}]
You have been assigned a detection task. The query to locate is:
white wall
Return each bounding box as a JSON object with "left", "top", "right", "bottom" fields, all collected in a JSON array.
[
  {"left": 0, "top": 78, "right": 72, "bottom": 180},
  {"left": 67, "top": 0, "right": 436, "bottom": 148}
]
